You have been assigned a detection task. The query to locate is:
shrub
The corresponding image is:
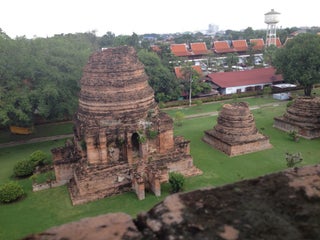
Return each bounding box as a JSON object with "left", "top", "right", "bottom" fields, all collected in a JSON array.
[
  {"left": 169, "top": 172, "right": 185, "bottom": 193},
  {"left": 285, "top": 152, "right": 303, "bottom": 168},
  {"left": 29, "top": 150, "right": 49, "bottom": 166},
  {"left": 195, "top": 99, "right": 203, "bottom": 107},
  {"left": 13, "top": 159, "right": 35, "bottom": 177},
  {"left": 147, "top": 129, "right": 158, "bottom": 139},
  {"left": 0, "top": 182, "right": 24, "bottom": 203},
  {"left": 158, "top": 101, "right": 165, "bottom": 109},
  {"left": 288, "top": 130, "right": 299, "bottom": 142},
  {"left": 174, "top": 111, "right": 185, "bottom": 126}
]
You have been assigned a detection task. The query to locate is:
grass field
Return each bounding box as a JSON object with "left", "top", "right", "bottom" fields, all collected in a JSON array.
[
  {"left": 0, "top": 122, "right": 73, "bottom": 144},
  {"left": 1, "top": 98, "right": 320, "bottom": 239},
  {"left": 164, "top": 95, "right": 281, "bottom": 117}
]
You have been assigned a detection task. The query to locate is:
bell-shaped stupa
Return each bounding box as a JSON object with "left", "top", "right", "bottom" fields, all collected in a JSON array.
[
  {"left": 274, "top": 97, "right": 320, "bottom": 139},
  {"left": 52, "top": 46, "right": 201, "bottom": 205},
  {"left": 203, "top": 102, "right": 272, "bottom": 156},
  {"left": 77, "top": 46, "right": 157, "bottom": 128}
]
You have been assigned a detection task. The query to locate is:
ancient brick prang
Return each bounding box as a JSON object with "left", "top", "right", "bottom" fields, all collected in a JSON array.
[
  {"left": 52, "top": 46, "right": 201, "bottom": 205},
  {"left": 203, "top": 102, "right": 272, "bottom": 156},
  {"left": 274, "top": 97, "right": 320, "bottom": 139}
]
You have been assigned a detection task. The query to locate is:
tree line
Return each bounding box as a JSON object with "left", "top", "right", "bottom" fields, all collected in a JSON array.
[
  {"left": 1, "top": 28, "right": 319, "bottom": 129},
  {"left": 0, "top": 30, "right": 187, "bottom": 128}
]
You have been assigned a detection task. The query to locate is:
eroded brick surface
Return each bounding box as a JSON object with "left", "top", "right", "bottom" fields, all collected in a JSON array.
[
  {"left": 274, "top": 97, "right": 320, "bottom": 139},
  {"left": 51, "top": 46, "right": 201, "bottom": 205},
  {"left": 203, "top": 102, "right": 272, "bottom": 156}
]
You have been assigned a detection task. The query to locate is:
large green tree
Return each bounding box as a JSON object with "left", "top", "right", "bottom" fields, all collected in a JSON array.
[
  {"left": 137, "top": 49, "right": 180, "bottom": 102},
  {"left": 180, "top": 62, "right": 211, "bottom": 106},
  {"left": 273, "top": 33, "right": 320, "bottom": 96},
  {"left": 0, "top": 32, "right": 94, "bottom": 127}
]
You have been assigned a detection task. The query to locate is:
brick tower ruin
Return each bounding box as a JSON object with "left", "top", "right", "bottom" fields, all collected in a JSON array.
[
  {"left": 273, "top": 96, "right": 320, "bottom": 139},
  {"left": 203, "top": 102, "right": 272, "bottom": 156},
  {"left": 52, "top": 46, "right": 201, "bottom": 205}
]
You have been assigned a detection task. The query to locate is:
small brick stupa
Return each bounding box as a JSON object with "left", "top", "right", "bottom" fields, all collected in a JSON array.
[
  {"left": 274, "top": 97, "right": 320, "bottom": 139},
  {"left": 203, "top": 102, "right": 272, "bottom": 156},
  {"left": 52, "top": 46, "right": 201, "bottom": 205}
]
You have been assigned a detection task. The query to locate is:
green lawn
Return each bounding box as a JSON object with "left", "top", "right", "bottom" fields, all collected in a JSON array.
[
  {"left": 0, "top": 122, "right": 73, "bottom": 144},
  {"left": 164, "top": 95, "right": 281, "bottom": 117},
  {"left": 1, "top": 100, "right": 320, "bottom": 239}
]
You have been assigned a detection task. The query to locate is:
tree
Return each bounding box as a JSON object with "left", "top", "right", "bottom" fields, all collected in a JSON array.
[
  {"left": 99, "top": 31, "right": 115, "bottom": 47},
  {"left": 0, "top": 33, "right": 94, "bottom": 127},
  {"left": 225, "top": 53, "right": 239, "bottom": 71},
  {"left": 137, "top": 49, "right": 180, "bottom": 102},
  {"left": 263, "top": 45, "right": 278, "bottom": 66},
  {"left": 180, "top": 62, "right": 211, "bottom": 106},
  {"left": 180, "top": 62, "right": 195, "bottom": 106},
  {"left": 273, "top": 33, "right": 320, "bottom": 96}
]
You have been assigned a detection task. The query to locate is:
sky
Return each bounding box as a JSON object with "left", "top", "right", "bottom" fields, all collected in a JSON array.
[{"left": 1, "top": 0, "right": 319, "bottom": 38}]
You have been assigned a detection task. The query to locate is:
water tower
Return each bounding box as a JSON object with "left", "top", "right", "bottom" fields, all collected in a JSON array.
[{"left": 264, "top": 9, "right": 280, "bottom": 46}]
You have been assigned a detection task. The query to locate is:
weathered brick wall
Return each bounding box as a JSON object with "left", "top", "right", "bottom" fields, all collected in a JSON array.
[
  {"left": 54, "top": 164, "right": 75, "bottom": 182},
  {"left": 203, "top": 132, "right": 272, "bottom": 156},
  {"left": 53, "top": 46, "right": 200, "bottom": 205},
  {"left": 77, "top": 46, "right": 157, "bottom": 128},
  {"left": 158, "top": 130, "right": 174, "bottom": 153},
  {"left": 274, "top": 97, "right": 320, "bottom": 139}
]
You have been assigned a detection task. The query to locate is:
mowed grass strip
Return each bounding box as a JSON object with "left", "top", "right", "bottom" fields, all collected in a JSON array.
[
  {"left": 1, "top": 101, "right": 320, "bottom": 239},
  {"left": 0, "top": 122, "right": 73, "bottom": 144},
  {"left": 164, "top": 95, "right": 281, "bottom": 117}
]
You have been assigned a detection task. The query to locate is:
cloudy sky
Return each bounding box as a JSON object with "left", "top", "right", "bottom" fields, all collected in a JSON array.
[{"left": 1, "top": 0, "right": 319, "bottom": 38}]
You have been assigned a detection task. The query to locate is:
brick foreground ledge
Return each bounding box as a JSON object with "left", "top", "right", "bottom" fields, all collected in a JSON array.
[{"left": 24, "top": 164, "right": 320, "bottom": 240}]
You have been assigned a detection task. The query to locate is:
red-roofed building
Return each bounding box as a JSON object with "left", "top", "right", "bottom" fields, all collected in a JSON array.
[
  {"left": 190, "top": 42, "right": 209, "bottom": 55},
  {"left": 170, "top": 44, "right": 192, "bottom": 57},
  {"left": 207, "top": 67, "right": 282, "bottom": 94},
  {"left": 213, "top": 41, "right": 235, "bottom": 54},
  {"left": 250, "top": 39, "right": 265, "bottom": 51},
  {"left": 174, "top": 65, "right": 203, "bottom": 79},
  {"left": 232, "top": 40, "right": 248, "bottom": 52},
  {"left": 266, "top": 37, "right": 282, "bottom": 47}
]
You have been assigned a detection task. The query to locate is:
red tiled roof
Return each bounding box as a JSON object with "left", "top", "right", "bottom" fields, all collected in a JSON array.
[
  {"left": 190, "top": 42, "right": 208, "bottom": 55},
  {"left": 250, "top": 39, "right": 265, "bottom": 51},
  {"left": 207, "top": 67, "right": 282, "bottom": 88},
  {"left": 170, "top": 44, "right": 192, "bottom": 57},
  {"left": 213, "top": 41, "right": 235, "bottom": 54},
  {"left": 174, "top": 65, "right": 203, "bottom": 79},
  {"left": 232, "top": 40, "right": 248, "bottom": 52},
  {"left": 266, "top": 38, "right": 282, "bottom": 47}
]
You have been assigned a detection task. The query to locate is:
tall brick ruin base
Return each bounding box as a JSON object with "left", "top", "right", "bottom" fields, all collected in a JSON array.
[
  {"left": 203, "top": 102, "right": 272, "bottom": 156},
  {"left": 52, "top": 46, "right": 201, "bottom": 205},
  {"left": 274, "top": 96, "right": 320, "bottom": 139}
]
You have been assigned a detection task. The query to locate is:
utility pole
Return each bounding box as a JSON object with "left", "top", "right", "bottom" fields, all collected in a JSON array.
[{"left": 189, "top": 73, "right": 193, "bottom": 107}]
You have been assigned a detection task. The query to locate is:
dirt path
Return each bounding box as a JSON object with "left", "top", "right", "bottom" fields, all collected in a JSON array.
[
  {"left": 0, "top": 134, "right": 73, "bottom": 149},
  {"left": 0, "top": 102, "right": 285, "bottom": 149},
  {"left": 184, "top": 102, "right": 284, "bottom": 119}
]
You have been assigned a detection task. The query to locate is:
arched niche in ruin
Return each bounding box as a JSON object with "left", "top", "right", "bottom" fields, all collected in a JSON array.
[{"left": 52, "top": 46, "right": 202, "bottom": 205}]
